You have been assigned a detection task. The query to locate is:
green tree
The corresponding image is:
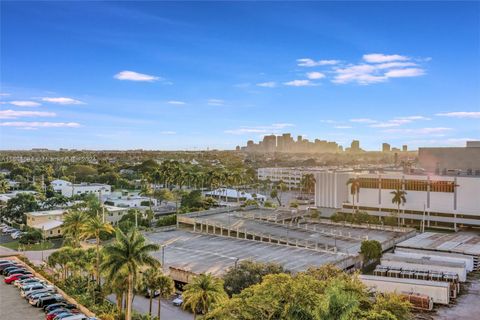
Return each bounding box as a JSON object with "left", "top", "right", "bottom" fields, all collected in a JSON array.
[
  {"left": 183, "top": 273, "right": 228, "bottom": 319},
  {"left": 101, "top": 229, "right": 160, "bottom": 320},
  {"left": 391, "top": 189, "right": 407, "bottom": 226},
  {"left": 153, "top": 274, "right": 176, "bottom": 320},
  {"left": 300, "top": 173, "right": 316, "bottom": 194},
  {"left": 1, "top": 192, "right": 39, "bottom": 223},
  {"left": 347, "top": 178, "right": 360, "bottom": 212},
  {"left": 360, "top": 240, "right": 383, "bottom": 263},
  {"left": 81, "top": 216, "right": 115, "bottom": 285},
  {"left": 142, "top": 268, "right": 162, "bottom": 317},
  {"left": 223, "top": 260, "right": 287, "bottom": 296},
  {"left": 62, "top": 209, "right": 87, "bottom": 247},
  {"left": 371, "top": 293, "right": 412, "bottom": 320}
]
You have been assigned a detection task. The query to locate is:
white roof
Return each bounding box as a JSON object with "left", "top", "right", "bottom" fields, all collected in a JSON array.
[
  {"left": 104, "top": 205, "right": 129, "bottom": 212},
  {"left": 27, "top": 209, "right": 66, "bottom": 217},
  {"left": 33, "top": 220, "right": 63, "bottom": 231},
  {"left": 205, "top": 188, "right": 266, "bottom": 200}
]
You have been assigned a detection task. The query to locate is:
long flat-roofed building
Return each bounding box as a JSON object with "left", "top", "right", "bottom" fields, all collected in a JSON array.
[{"left": 315, "top": 170, "right": 480, "bottom": 229}]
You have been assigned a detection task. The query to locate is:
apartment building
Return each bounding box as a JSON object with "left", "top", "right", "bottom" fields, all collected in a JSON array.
[{"left": 51, "top": 179, "right": 111, "bottom": 197}]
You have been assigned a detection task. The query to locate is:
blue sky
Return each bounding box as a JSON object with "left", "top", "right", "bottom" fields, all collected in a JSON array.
[{"left": 1, "top": 1, "right": 479, "bottom": 150}]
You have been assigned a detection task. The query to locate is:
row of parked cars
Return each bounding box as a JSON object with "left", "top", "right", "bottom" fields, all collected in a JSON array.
[
  {"left": 1, "top": 259, "right": 97, "bottom": 320},
  {"left": 1, "top": 222, "right": 25, "bottom": 239}
]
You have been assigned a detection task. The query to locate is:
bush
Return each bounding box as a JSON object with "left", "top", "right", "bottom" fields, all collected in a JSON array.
[
  {"left": 331, "top": 212, "right": 346, "bottom": 223},
  {"left": 263, "top": 201, "right": 274, "bottom": 208},
  {"left": 155, "top": 214, "right": 176, "bottom": 227},
  {"left": 19, "top": 229, "right": 43, "bottom": 244}
]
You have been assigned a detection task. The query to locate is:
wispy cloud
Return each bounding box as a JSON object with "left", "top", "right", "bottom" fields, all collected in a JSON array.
[
  {"left": 297, "top": 58, "right": 339, "bottom": 67},
  {"left": 256, "top": 81, "right": 277, "bottom": 88},
  {"left": 369, "top": 116, "right": 430, "bottom": 128},
  {"left": 385, "top": 68, "right": 425, "bottom": 78},
  {"left": 0, "top": 110, "right": 56, "bottom": 119},
  {"left": 436, "top": 111, "right": 480, "bottom": 118},
  {"left": 41, "top": 97, "right": 84, "bottom": 105},
  {"left": 8, "top": 100, "right": 41, "bottom": 107},
  {"left": 284, "top": 80, "right": 316, "bottom": 87},
  {"left": 159, "top": 131, "right": 176, "bottom": 135},
  {"left": 306, "top": 72, "right": 325, "bottom": 80},
  {"left": 334, "top": 125, "right": 352, "bottom": 129},
  {"left": 0, "top": 121, "right": 81, "bottom": 128},
  {"left": 383, "top": 127, "right": 452, "bottom": 135},
  {"left": 114, "top": 70, "right": 161, "bottom": 82},
  {"left": 207, "top": 99, "right": 225, "bottom": 106},
  {"left": 363, "top": 53, "right": 409, "bottom": 63},
  {"left": 0, "top": 93, "right": 10, "bottom": 97},
  {"left": 167, "top": 100, "right": 186, "bottom": 105},
  {"left": 350, "top": 118, "right": 377, "bottom": 123},
  {"left": 225, "top": 123, "right": 294, "bottom": 135}
]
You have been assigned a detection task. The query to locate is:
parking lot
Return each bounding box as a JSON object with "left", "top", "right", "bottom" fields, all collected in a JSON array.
[{"left": 0, "top": 274, "right": 44, "bottom": 320}]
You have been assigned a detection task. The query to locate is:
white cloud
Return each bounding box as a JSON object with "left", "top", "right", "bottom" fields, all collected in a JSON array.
[
  {"left": 334, "top": 125, "right": 352, "bottom": 129},
  {"left": 385, "top": 68, "right": 425, "bottom": 78},
  {"left": 375, "top": 62, "right": 418, "bottom": 69},
  {"left": 332, "top": 64, "right": 387, "bottom": 85},
  {"left": 284, "top": 80, "right": 315, "bottom": 87},
  {"left": 256, "top": 81, "right": 277, "bottom": 88},
  {"left": 297, "top": 58, "right": 339, "bottom": 67},
  {"left": 9, "top": 100, "right": 41, "bottom": 107},
  {"left": 159, "top": 131, "right": 176, "bottom": 135},
  {"left": 396, "top": 115, "right": 431, "bottom": 121},
  {"left": 363, "top": 53, "right": 409, "bottom": 63},
  {"left": 0, "top": 93, "right": 10, "bottom": 96},
  {"left": 369, "top": 116, "right": 430, "bottom": 128},
  {"left": 383, "top": 127, "right": 452, "bottom": 135},
  {"left": 0, "top": 121, "right": 81, "bottom": 128},
  {"left": 349, "top": 118, "right": 377, "bottom": 123},
  {"left": 0, "top": 110, "right": 56, "bottom": 119},
  {"left": 225, "top": 123, "right": 294, "bottom": 135},
  {"left": 306, "top": 72, "right": 326, "bottom": 80},
  {"left": 114, "top": 70, "right": 160, "bottom": 82},
  {"left": 436, "top": 112, "right": 480, "bottom": 118},
  {"left": 167, "top": 100, "right": 186, "bottom": 105},
  {"left": 207, "top": 99, "right": 225, "bottom": 106},
  {"left": 41, "top": 97, "right": 84, "bottom": 105}
]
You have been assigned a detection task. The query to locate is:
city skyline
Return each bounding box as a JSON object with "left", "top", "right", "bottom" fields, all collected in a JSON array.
[{"left": 1, "top": 1, "right": 479, "bottom": 150}]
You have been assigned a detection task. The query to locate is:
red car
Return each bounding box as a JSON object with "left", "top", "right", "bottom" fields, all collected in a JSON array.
[{"left": 4, "top": 273, "right": 33, "bottom": 284}]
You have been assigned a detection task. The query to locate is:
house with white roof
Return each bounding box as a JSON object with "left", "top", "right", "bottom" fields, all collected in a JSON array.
[
  {"left": 205, "top": 188, "right": 266, "bottom": 203},
  {"left": 25, "top": 209, "right": 67, "bottom": 238},
  {"left": 51, "top": 179, "right": 111, "bottom": 198}
]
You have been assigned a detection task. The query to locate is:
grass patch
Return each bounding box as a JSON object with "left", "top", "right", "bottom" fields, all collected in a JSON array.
[{"left": 0, "top": 239, "right": 62, "bottom": 251}]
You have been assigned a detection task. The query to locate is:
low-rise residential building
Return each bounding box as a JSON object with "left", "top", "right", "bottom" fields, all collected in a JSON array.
[
  {"left": 104, "top": 205, "right": 130, "bottom": 225},
  {"left": 103, "top": 191, "right": 155, "bottom": 208},
  {"left": 314, "top": 170, "right": 480, "bottom": 229},
  {"left": 51, "top": 179, "right": 111, "bottom": 197},
  {"left": 205, "top": 188, "right": 266, "bottom": 203},
  {"left": 25, "top": 209, "right": 67, "bottom": 238}
]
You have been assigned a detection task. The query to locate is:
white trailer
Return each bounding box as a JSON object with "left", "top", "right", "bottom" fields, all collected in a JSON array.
[
  {"left": 359, "top": 275, "right": 451, "bottom": 305},
  {"left": 381, "top": 253, "right": 467, "bottom": 282},
  {"left": 394, "top": 247, "right": 474, "bottom": 272}
]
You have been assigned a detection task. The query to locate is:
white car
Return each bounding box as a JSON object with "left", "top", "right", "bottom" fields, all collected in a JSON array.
[
  {"left": 172, "top": 295, "right": 183, "bottom": 306},
  {"left": 11, "top": 231, "right": 23, "bottom": 239}
]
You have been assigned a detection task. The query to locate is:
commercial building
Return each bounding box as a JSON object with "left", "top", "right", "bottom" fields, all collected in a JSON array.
[
  {"left": 258, "top": 167, "right": 329, "bottom": 189},
  {"left": 314, "top": 170, "right": 480, "bottom": 229},
  {"left": 382, "top": 143, "right": 391, "bottom": 152},
  {"left": 418, "top": 141, "right": 480, "bottom": 176},
  {"left": 25, "top": 209, "right": 66, "bottom": 238},
  {"left": 51, "top": 179, "right": 111, "bottom": 198},
  {"left": 242, "top": 133, "right": 341, "bottom": 153}
]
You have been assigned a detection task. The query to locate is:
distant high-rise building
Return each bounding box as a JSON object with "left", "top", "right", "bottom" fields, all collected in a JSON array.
[
  {"left": 262, "top": 135, "right": 277, "bottom": 152},
  {"left": 402, "top": 145, "right": 408, "bottom": 152},
  {"left": 351, "top": 140, "right": 360, "bottom": 151},
  {"left": 242, "top": 133, "right": 341, "bottom": 154},
  {"left": 382, "top": 143, "right": 391, "bottom": 152}
]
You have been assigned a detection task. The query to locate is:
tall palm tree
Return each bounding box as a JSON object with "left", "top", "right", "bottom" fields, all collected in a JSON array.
[
  {"left": 62, "top": 209, "right": 87, "bottom": 247},
  {"left": 101, "top": 229, "right": 160, "bottom": 320},
  {"left": 347, "top": 178, "right": 360, "bottom": 212},
  {"left": 153, "top": 273, "right": 175, "bottom": 320},
  {"left": 142, "top": 268, "right": 162, "bottom": 317},
  {"left": 81, "top": 215, "right": 115, "bottom": 285},
  {"left": 300, "top": 173, "right": 316, "bottom": 195},
  {"left": 182, "top": 273, "right": 228, "bottom": 319},
  {"left": 391, "top": 189, "right": 407, "bottom": 226}
]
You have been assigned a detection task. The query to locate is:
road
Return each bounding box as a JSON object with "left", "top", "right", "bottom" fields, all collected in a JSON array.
[{"left": 108, "top": 294, "right": 193, "bottom": 320}]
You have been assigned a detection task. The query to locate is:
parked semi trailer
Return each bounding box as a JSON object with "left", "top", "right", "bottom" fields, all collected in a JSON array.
[
  {"left": 359, "top": 275, "right": 451, "bottom": 305},
  {"left": 380, "top": 253, "right": 467, "bottom": 282},
  {"left": 394, "top": 247, "right": 474, "bottom": 272}
]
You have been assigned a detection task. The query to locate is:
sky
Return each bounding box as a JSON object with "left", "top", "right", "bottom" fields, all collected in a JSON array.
[{"left": 1, "top": 1, "right": 479, "bottom": 151}]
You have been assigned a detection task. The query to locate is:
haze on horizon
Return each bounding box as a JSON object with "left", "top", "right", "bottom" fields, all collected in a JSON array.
[{"left": 0, "top": 1, "right": 479, "bottom": 151}]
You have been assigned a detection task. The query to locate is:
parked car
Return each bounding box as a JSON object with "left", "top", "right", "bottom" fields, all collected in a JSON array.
[
  {"left": 11, "top": 231, "right": 24, "bottom": 239},
  {"left": 172, "top": 294, "right": 183, "bottom": 306},
  {"left": 29, "top": 292, "right": 56, "bottom": 305},
  {"left": 37, "top": 294, "right": 65, "bottom": 308},
  {"left": 0, "top": 263, "right": 19, "bottom": 273},
  {"left": 4, "top": 273, "right": 33, "bottom": 284},
  {"left": 53, "top": 311, "right": 81, "bottom": 320},
  {"left": 2, "top": 266, "right": 26, "bottom": 276},
  {"left": 15, "top": 277, "right": 43, "bottom": 288},
  {"left": 62, "top": 314, "right": 90, "bottom": 320},
  {"left": 4, "top": 267, "right": 29, "bottom": 277},
  {"left": 24, "top": 287, "right": 56, "bottom": 300},
  {"left": 47, "top": 309, "right": 79, "bottom": 320},
  {"left": 20, "top": 284, "right": 47, "bottom": 297},
  {"left": 44, "top": 302, "right": 76, "bottom": 313}
]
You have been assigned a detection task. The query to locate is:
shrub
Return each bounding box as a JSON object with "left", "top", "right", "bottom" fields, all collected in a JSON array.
[
  {"left": 360, "top": 240, "right": 382, "bottom": 262},
  {"left": 19, "top": 229, "right": 43, "bottom": 244},
  {"left": 155, "top": 214, "right": 176, "bottom": 227}
]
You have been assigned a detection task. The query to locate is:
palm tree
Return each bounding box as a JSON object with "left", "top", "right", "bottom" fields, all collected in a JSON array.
[
  {"left": 62, "top": 209, "right": 87, "bottom": 247},
  {"left": 347, "top": 178, "right": 360, "bottom": 212},
  {"left": 153, "top": 273, "right": 175, "bottom": 320},
  {"left": 142, "top": 268, "right": 162, "bottom": 316},
  {"left": 101, "top": 229, "right": 160, "bottom": 320},
  {"left": 81, "top": 215, "right": 115, "bottom": 285},
  {"left": 300, "top": 173, "right": 316, "bottom": 195},
  {"left": 391, "top": 189, "right": 407, "bottom": 226},
  {"left": 182, "top": 273, "right": 228, "bottom": 319},
  {"left": 140, "top": 177, "right": 154, "bottom": 212}
]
